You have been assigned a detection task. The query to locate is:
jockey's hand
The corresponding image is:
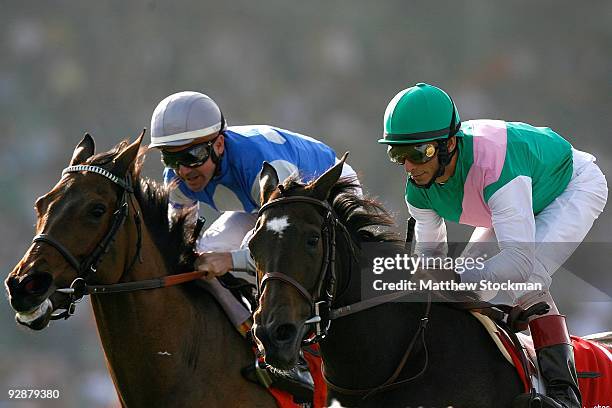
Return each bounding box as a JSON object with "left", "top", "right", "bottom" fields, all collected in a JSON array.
[{"left": 195, "top": 252, "right": 233, "bottom": 280}]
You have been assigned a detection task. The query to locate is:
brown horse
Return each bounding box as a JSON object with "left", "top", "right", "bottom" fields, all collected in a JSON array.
[{"left": 4, "top": 133, "right": 275, "bottom": 407}]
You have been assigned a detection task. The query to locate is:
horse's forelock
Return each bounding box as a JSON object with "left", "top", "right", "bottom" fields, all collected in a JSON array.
[
  {"left": 86, "top": 139, "right": 130, "bottom": 166},
  {"left": 264, "top": 176, "right": 307, "bottom": 201},
  {"left": 84, "top": 140, "right": 147, "bottom": 188}
]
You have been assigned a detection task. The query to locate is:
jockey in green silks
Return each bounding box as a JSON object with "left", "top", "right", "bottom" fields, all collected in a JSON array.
[{"left": 378, "top": 83, "right": 608, "bottom": 408}]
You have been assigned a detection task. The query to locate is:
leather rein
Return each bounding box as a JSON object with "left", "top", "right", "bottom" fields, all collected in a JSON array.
[
  {"left": 256, "top": 190, "right": 432, "bottom": 400},
  {"left": 32, "top": 164, "right": 206, "bottom": 320}
]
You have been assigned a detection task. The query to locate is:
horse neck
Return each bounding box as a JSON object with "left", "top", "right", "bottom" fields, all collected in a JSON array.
[
  {"left": 90, "top": 224, "right": 196, "bottom": 349},
  {"left": 322, "top": 233, "right": 432, "bottom": 387},
  {"left": 88, "top": 205, "right": 250, "bottom": 404},
  {"left": 321, "top": 238, "right": 499, "bottom": 396},
  {"left": 319, "top": 228, "right": 522, "bottom": 404}
]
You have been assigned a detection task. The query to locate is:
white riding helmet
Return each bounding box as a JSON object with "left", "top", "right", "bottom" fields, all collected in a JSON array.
[{"left": 149, "top": 91, "right": 226, "bottom": 148}]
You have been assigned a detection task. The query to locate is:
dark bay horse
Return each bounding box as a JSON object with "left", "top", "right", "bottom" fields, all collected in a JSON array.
[
  {"left": 251, "top": 157, "right": 525, "bottom": 407},
  {"left": 5, "top": 133, "right": 276, "bottom": 407}
]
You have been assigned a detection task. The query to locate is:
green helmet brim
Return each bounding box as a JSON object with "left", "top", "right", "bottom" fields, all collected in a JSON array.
[{"left": 377, "top": 135, "right": 451, "bottom": 145}]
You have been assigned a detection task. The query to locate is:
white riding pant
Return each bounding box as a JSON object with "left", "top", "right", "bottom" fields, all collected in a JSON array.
[{"left": 461, "top": 149, "right": 608, "bottom": 306}]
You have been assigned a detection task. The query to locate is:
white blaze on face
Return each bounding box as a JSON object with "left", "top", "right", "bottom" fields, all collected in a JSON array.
[{"left": 266, "top": 216, "right": 290, "bottom": 237}]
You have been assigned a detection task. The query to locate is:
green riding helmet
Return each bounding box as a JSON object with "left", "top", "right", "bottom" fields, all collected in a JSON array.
[
  {"left": 379, "top": 83, "right": 461, "bottom": 189},
  {"left": 378, "top": 82, "right": 460, "bottom": 145}
]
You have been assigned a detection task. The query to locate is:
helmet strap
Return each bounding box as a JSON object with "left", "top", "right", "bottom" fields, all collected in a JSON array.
[
  {"left": 212, "top": 114, "right": 227, "bottom": 170},
  {"left": 211, "top": 131, "right": 224, "bottom": 177}
]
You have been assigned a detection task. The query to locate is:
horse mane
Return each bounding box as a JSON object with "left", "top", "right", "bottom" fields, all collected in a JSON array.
[
  {"left": 86, "top": 141, "right": 197, "bottom": 275},
  {"left": 282, "top": 175, "right": 401, "bottom": 245},
  {"left": 85, "top": 141, "right": 398, "bottom": 274}
]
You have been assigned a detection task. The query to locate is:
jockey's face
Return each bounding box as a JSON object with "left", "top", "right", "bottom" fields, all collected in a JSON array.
[
  {"left": 173, "top": 135, "right": 224, "bottom": 192},
  {"left": 402, "top": 137, "right": 457, "bottom": 186},
  {"left": 402, "top": 143, "right": 441, "bottom": 185}
]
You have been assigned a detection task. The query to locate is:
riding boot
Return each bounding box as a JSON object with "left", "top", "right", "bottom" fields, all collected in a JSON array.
[
  {"left": 242, "top": 350, "right": 314, "bottom": 404},
  {"left": 266, "top": 351, "right": 315, "bottom": 403},
  {"left": 514, "top": 315, "right": 581, "bottom": 408}
]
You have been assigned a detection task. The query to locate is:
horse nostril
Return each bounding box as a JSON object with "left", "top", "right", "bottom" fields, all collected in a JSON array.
[
  {"left": 20, "top": 273, "right": 53, "bottom": 296},
  {"left": 274, "top": 323, "right": 297, "bottom": 343},
  {"left": 5, "top": 276, "right": 19, "bottom": 294}
]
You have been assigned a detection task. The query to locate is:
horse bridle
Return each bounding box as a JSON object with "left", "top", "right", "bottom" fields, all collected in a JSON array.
[
  {"left": 256, "top": 194, "right": 357, "bottom": 344},
  {"left": 30, "top": 165, "right": 143, "bottom": 319},
  {"left": 256, "top": 189, "right": 433, "bottom": 400},
  {"left": 28, "top": 164, "right": 215, "bottom": 322}
]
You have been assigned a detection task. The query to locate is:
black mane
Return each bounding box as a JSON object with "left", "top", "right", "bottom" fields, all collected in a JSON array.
[
  {"left": 87, "top": 141, "right": 197, "bottom": 275},
  {"left": 282, "top": 176, "right": 401, "bottom": 245},
  {"left": 86, "top": 141, "right": 398, "bottom": 275}
]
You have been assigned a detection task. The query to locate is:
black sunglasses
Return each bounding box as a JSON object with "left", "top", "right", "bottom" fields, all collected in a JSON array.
[{"left": 160, "top": 140, "right": 215, "bottom": 170}]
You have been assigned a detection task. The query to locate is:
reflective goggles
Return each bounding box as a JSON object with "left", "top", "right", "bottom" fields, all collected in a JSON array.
[
  {"left": 160, "top": 140, "right": 215, "bottom": 170},
  {"left": 387, "top": 142, "right": 438, "bottom": 165}
]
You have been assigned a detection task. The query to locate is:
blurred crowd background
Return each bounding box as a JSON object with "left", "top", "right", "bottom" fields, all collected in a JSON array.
[{"left": 1, "top": 1, "right": 611, "bottom": 407}]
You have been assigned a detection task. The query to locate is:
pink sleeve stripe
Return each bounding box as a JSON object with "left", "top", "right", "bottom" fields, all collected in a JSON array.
[{"left": 459, "top": 120, "right": 507, "bottom": 227}]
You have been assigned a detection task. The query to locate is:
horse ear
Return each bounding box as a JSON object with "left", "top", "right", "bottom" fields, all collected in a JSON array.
[
  {"left": 70, "top": 133, "right": 95, "bottom": 165},
  {"left": 311, "top": 152, "right": 349, "bottom": 200},
  {"left": 259, "top": 162, "right": 279, "bottom": 204},
  {"left": 111, "top": 129, "right": 145, "bottom": 176}
]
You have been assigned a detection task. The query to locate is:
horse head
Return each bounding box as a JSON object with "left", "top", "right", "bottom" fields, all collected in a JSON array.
[
  {"left": 5, "top": 132, "right": 144, "bottom": 330},
  {"left": 251, "top": 156, "right": 347, "bottom": 369},
  {"left": 252, "top": 153, "right": 398, "bottom": 372}
]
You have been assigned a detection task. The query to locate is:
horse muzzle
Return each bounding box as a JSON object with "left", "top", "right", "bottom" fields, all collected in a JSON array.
[
  {"left": 253, "top": 320, "right": 306, "bottom": 370},
  {"left": 15, "top": 298, "right": 55, "bottom": 330},
  {"left": 5, "top": 272, "right": 61, "bottom": 330}
]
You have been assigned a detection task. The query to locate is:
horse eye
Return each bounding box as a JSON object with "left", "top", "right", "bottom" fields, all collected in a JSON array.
[
  {"left": 306, "top": 236, "right": 320, "bottom": 247},
  {"left": 90, "top": 204, "right": 107, "bottom": 218}
]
